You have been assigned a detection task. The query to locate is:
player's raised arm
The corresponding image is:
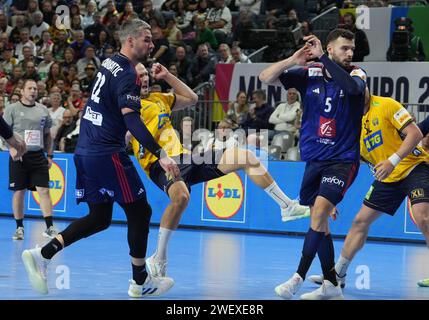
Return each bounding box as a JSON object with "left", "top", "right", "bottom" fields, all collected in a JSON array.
[
  {"left": 151, "top": 63, "right": 198, "bottom": 110},
  {"left": 304, "top": 32, "right": 366, "bottom": 96},
  {"left": 259, "top": 45, "right": 310, "bottom": 87}
]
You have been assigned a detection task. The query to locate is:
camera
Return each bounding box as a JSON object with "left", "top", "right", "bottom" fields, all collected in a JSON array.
[{"left": 389, "top": 17, "right": 413, "bottom": 61}]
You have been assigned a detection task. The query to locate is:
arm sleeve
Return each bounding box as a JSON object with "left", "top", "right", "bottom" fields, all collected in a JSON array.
[
  {"left": 0, "top": 116, "right": 13, "bottom": 140},
  {"left": 117, "top": 71, "right": 142, "bottom": 113},
  {"left": 319, "top": 54, "right": 366, "bottom": 95},
  {"left": 418, "top": 116, "right": 429, "bottom": 136},
  {"left": 123, "top": 112, "right": 165, "bottom": 159},
  {"left": 385, "top": 99, "right": 414, "bottom": 132},
  {"left": 278, "top": 67, "right": 308, "bottom": 97}
]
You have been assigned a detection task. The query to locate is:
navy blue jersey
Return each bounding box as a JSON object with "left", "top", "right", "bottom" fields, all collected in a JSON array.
[
  {"left": 279, "top": 63, "right": 366, "bottom": 162},
  {"left": 75, "top": 53, "right": 141, "bottom": 156}
]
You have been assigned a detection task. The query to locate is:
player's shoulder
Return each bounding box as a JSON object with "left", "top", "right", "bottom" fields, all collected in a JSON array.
[
  {"left": 349, "top": 65, "right": 367, "bottom": 80},
  {"left": 101, "top": 54, "right": 136, "bottom": 81}
]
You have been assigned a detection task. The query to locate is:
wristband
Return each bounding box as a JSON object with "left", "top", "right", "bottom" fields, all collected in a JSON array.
[{"left": 388, "top": 153, "right": 401, "bottom": 167}]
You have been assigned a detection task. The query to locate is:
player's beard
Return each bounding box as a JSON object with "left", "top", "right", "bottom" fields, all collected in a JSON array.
[{"left": 332, "top": 53, "right": 351, "bottom": 69}]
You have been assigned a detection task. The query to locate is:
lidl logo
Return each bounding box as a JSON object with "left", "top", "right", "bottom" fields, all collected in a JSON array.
[
  {"left": 30, "top": 160, "right": 67, "bottom": 209},
  {"left": 204, "top": 173, "right": 244, "bottom": 220}
]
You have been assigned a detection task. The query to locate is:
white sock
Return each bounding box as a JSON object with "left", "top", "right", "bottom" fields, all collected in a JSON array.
[
  {"left": 335, "top": 255, "right": 350, "bottom": 278},
  {"left": 154, "top": 227, "right": 173, "bottom": 261},
  {"left": 264, "top": 182, "right": 293, "bottom": 208}
]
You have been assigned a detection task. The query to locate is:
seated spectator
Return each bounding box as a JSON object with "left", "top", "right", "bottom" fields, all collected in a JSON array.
[
  {"left": 140, "top": 0, "right": 166, "bottom": 28},
  {"left": 231, "top": 46, "right": 252, "bottom": 63},
  {"left": 84, "top": 11, "right": 108, "bottom": 46},
  {"left": 0, "top": 13, "right": 13, "bottom": 37},
  {"left": 6, "top": 65, "right": 23, "bottom": 95},
  {"left": 193, "top": 0, "right": 210, "bottom": 22},
  {"left": 36, "top": 31, "right": 54, "bottom": 58},
  {"left": 218, "top": 43, "right": 234, "bottom": 63},
  {"left": 45, "top": 62, "right": 65, "bottom": 91},
  {"left": 264, "top": 0, "right": 290, "bottom": 16},
  {"left": 241, "top": 89, "right": 273, "bottom": 133},
  {"left": 37, "top": 50, "right": 54, "bottom": 81},
  {"left": 180, "top": 116, "right": 200, "bottom": 151},
  {"left": 37, "top": 81, "right": 48, "bottom": 101},
  {"left": 17, "top": 46, "right": 35, "bottom": 72},
  {"left": 76, "top": 45, "right": 101, "bottom": 79},
  {"left": 165, "top": 18, "right": 183, "bottom": 48},
  {"left": 235, "top": 0, "right": 262, "bottom": 15},
  {"left": 71, "top": 15, "right": 83, "bottom": 32},
  {"left": 23, "top": 61, "right": 41, "bottom": 82},
  {"left": 15, "top": 29, "right": 37, "bottom": 61},
  {"left": 69, "top": 29, "right": 91, "bottom": 60},
  {"left": 195, "top": 17, "right": 218, "bottom": 50},
  {"left": 206, "top": 118, "right": 240, "bottom": 151},
  {"left": 205, "top": 0, "right": 232, "bottom": 45},
  {"left": 49, "top": 92, "right": 66, "bottom": 139},
  {"left": 30, "top": 11, "right": 50, "bottom": 43},
  {"left": 175, "top": 0, "right": 195, "bottom": 40},
  {"left": 80, "top": 63, "right": 97, "bottom": 97},
  {"left": 102, "top": 1, "right": 119, "bottom": 26},
  {"left": 187, "top": 43, "right": 217, "bottom": 88},
  {"left": 54, "top": 109, "right": 77, "bottom": 152},
  {"left": 227, "top": 91, "right": 249, "bottom": 125},
  {"left": 9, "top": 15, "right": 26, "bottom": 45},
  {"left": 52, "top": 29, "right": 70, "bottom": 61},
  {"left": 151, "top": 26, "right": 172, "bottom": 66},
  {"left": 269, "top": 88, "right": 301, "bottom": 137},
  {"left": 119, "top": 1, "right": 139, "bottom": 24},
  {"left": 82, "top": 0, "right": 98, "bottom": 29},
  {"left": 61, "top": 47, "right": 77, "bottom": 75},
  {"left": 172, "top": 45, "right": 191, "bottom": 82},
  {"left": 65, "top": 84, "right": 85, "bottom": 116},
  {"left": 0, "top": 48, "right": 18, "bottom": 75}
]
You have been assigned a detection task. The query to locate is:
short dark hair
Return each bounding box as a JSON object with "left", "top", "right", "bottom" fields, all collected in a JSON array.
[
  {"left": 343, "top": 13, "right": 356, "bottom": 24},
  {"left": 326, "top": 28, "right": 354, "bottom": 45},
  {"left": 252, "top": 89, "right": 266, "bottom": 101},
  {"left": 22, "top": 78, "right": 37, "bottom": 89}
]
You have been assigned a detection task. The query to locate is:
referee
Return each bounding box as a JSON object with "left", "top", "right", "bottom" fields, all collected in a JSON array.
[{"left": 3, "top": 79, "right": 58, "bottom": 240}]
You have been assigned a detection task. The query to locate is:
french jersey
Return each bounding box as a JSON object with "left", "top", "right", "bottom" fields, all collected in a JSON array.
[
  {"left": 279, "top": 62, "right": 366, "bottom": 162},
  {"left": 130, "top": 92, "right": 185, "bottom": 175},
  {"left": 75, "top": 53, "right": 142, "bottom": 156},
  {"left": 360, "top": 95, "right": 429, "bottom": 183}
]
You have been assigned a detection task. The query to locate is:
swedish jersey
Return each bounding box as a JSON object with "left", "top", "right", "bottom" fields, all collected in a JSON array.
[
  {"left": 75, "top": 53, "right": 141, "bottom": 156},
  {"left": 279, "top": 63, "right": 366, "bottom": 161},
  {"left": 360, "top": 95, "right": 429, "bottom": 183},
  {"left": 130, "top": 92, "right": 185, "bottom": 175}
]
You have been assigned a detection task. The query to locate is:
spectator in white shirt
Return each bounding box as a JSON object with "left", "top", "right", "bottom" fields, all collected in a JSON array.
[
  {"left": 15, "top": 28, "right": 37, "bottom": 61},
  {"left": 269, "top": 88, "right": 301, "bottom": 136},
  {"left": 48, "top": 92, "right": 65, "bottom": 139},
  {"left": 231, "top": 46, "right": 252, "bottom": 63},
  {"left": 30, "top": 11, "right": 49, "bottom": 42},
  {"left": 206, "top": 0, "right": 232, "bottom": 44},
  {"left": 235, "top": 0, "right": 261, "bottom": 15}
]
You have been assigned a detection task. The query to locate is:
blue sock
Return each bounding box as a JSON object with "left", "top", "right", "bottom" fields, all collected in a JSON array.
[
  {"left": 317, "top": 233, "right": 338, "bottom": 286},
  {"left": 297, "top": 228, "right": 324, "bottom": 279}
]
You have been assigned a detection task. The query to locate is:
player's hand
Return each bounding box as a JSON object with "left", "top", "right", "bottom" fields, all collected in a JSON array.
[
  {"left": 151, "top": 63, "right": 169, "bottom": 81},
  {"left": 292, "top": 45, "right": 312, "bottom": 66},
  {"left": 7, "top": 133, "right": 26, "bottom": 160},
  {"left": 374, "top": 160, "right": 395, "bottom": 181},
  {"left": 159, "top": 155, "right": 180, "bottom": 180},
  {"left": 303, "top": 35, "right": 324, "bottom": 59}
]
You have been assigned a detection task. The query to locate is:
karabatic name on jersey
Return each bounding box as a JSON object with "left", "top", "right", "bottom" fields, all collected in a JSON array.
[
  {"left": 75, "top": 53, "right": 142, "bottom": 156},
  {"left": 279, "top": 63, "right": 366, "bottom": 162},
  {"left": 360, "top": 95, "right": 429, "bottom": 183}
]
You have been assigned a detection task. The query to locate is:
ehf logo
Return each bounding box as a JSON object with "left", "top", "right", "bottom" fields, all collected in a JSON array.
[{"left": 204, "top": 173, "right": 244, "bottom": 219}]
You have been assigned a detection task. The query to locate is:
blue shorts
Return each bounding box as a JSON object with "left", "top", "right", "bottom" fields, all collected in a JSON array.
[
  {"left": 300, "top": 160, "right": 360, "bottom": 206},
  {"left": 149, "top": 152, "right": 225, "bottom": 193},
  {"left": 364, "top": 162, "right": 429, "bottom": 215},
  {"left": 74, "top": 152, "right": 147, "bottom": 204}
]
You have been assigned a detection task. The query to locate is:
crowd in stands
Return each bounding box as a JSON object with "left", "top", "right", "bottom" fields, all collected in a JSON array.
[{"left": 0, "top": 0, "right": 427, "bottom": 159}]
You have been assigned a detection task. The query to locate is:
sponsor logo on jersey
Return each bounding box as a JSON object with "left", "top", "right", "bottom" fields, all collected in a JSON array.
[
  {"left": 126, "top": 94, "right": 140, "bottom": 102},
  {"left": 364, "top": 130, "right": 383, "bottom": 152},
  {"left": 205, "top": 173, "right": 244, "bottom": 219},
  {"left": 308, "top": 68, "right": 323, "bottom": 77},
  {"left": 158, "top": 113, "right": 170, "bottom": 129},
  {"left": 99, "top": 188, "right": 115, "bottom": 197},
  {"left": 410, "top": 188, "right": 424, "bottom": 200},
  {"left": 76, "top": 189, "right": 85, "bottom": 198},
  {"left": 318, "top": 116, "right": 336, "bottom": 138},
  {"left": 83, "top": 106, "right": 103, "bottom": 126},
  {"left": 321, "top": 176, "right": 345, "bottom": 187},
  {"left": 393, "top": 108, "right": 411, "bottom": 126},
  {"left": 312, "top": 88, "right": 320, "bottom": 94}
]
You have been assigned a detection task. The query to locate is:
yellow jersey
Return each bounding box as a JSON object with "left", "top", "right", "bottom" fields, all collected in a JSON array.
[
  {"left": 130, "top": 92, "right": 184, "bottom": 175},
  {"left": 360, "top": 95, "right": 429, "bottom": 183}
]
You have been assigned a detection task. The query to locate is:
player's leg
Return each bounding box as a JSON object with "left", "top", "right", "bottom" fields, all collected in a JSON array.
[
  {"left": 121, "top": 197, "right": 174, "bottom": 297},
  {"left": 35, "top": 186, "right": 57, "bottom": 238},
  {"left": 217, "top": 147, "right": 309, "bottom": 221},
  {"left": 12, "top": 190, "right": 26, "bottom": 240},
  {"left": 148, "top": 180, "right": 190, "bottom": 276},
  {"left": 21, "top": 202, "right": 114, "bottom": 294}
]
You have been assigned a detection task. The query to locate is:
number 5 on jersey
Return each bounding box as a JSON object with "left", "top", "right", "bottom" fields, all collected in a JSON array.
[{"left": 324, "top": 97, "right": 332, "bottom": 113}]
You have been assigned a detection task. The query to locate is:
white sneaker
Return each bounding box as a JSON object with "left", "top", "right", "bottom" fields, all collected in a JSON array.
[
  {"left": 42, "top": 226, "right": 58, "bottom": 239},
  {"left": 308, "top": 274, "right": 346, "bottom": 289},
  {"left": 146, "top": 255, "right": 167, "bottom": 277},
  {"left": 275, "top": 273, "right": 303, "bottom": 299},
  {"left": 281, "top": 200, "right": 311, "bottom": 222},
  {"left": 21, "top": 247, "right": 49, "bottom": 294},
  {"left": 12, "top": 227, "right": 24, "bottom": 240},
  {"left": 128, "top": 274, "right": 174, "bottom": 298},
  {"left": 300, "top": 280, "right": 344, "bottom": 300}
]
